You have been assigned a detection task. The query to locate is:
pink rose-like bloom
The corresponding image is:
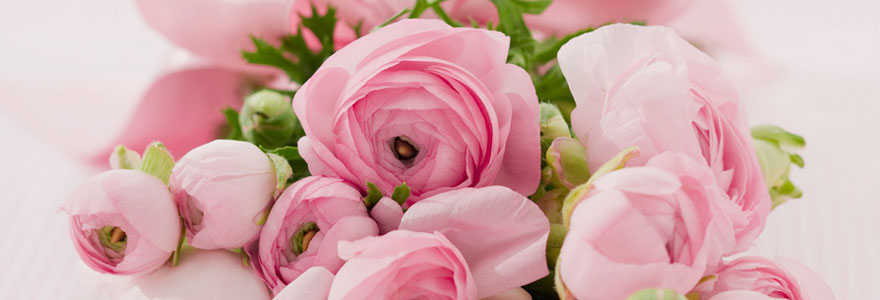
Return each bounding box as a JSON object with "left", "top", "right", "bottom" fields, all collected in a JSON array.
[
  {"left": 61, "top": 170, "right": 181, "bottom": 275},
  {"left": 558, "top": 165, "right": 725, "bottom": 299},
  {"left": 694, "top": 256, "right": 837, "bottom": 300},
  {"left": 275, "top": 186, "right": 550, "bottom": 299},
  {"left": 250, "top": 176, "right": 378, "bottom": 295},
  {"left": 559, "top": 24, "right": 770, "bottom": 252},
  {"left": 294, "top": 19, "right": 541, "bottom": 202},
  {"left": 170, "top": 140, "right": 276, "bottom": 250},
  {"left": 330, "top": 230, "right": 478, "bottom": 300}
]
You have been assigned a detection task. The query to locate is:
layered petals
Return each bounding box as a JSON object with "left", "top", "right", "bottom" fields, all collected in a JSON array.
[
  {"left": 61, "top": 170, "right": 181, "bottom": 275},
  {"left": 559, "top": 24, "right": 770, "bottom": 252},
  {"left": 294, "top": 19, "right": 540, "bottom": 202}
]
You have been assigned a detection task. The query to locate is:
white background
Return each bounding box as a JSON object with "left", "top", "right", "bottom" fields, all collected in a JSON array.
[{"left": 1, "top": 0, "right": 879, "bottom": 299}]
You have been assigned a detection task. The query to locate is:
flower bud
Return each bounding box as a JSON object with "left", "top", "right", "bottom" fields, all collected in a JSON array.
[
  {"left": 109, "top": 145, "right": 141, "bottom": 170},
  {"left": 61, "top": 169, "right": 181, "bottom": 275},
  {"left": 239, "top": 90, "right": 300, "bottom": 148},
  {"left": 751, "top": 125, "right": 805, "bottom": 208},
  {"left": 169, "top": 140, "right": 277, "bottom": 249},
  {"left": 540, "top": 103, "right": 572, "bottom": 150},
  {"left": 546, "top": 137, "right": 590, "bottom": 189}
]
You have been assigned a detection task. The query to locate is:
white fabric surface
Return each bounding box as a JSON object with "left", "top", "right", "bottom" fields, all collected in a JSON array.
[{"left": 0, "top": 0, "right": 878, "bottom": 299}]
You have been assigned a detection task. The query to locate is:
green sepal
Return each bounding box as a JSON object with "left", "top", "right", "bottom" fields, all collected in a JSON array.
[
  {"left": 137, "top": 142, "right": 175, "bottom": 185},
  {"left": 560, "top": 147, "right": 639, "bottom": 227},
  {"left": 627, "top": 289, "right": 688, "bottom": 300},
  {"left": 264, "top": 146, "right": 311, "bottom": 183},
  {"left": 752, "top": 124, "right": 806, "bottom": 149},
  {"left": 110, "top": 145, "right": 141, "bottom": 170},
  {"left": 391, "top": 182, "right": 411, "bottom": 205},
  {"left": 364, "top": 182, "right": 384, "bottom": 209},
  {"left": 752, "top": 124, "right": 806, "bottom": 209},
  {"left": 266, "top": 153, "right": 293, "bottom": 197}
]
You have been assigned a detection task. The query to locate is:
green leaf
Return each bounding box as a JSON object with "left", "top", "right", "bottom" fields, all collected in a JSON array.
[
  {"left": 222, "top": 108, "right": 244, "bottom": 141},
  {"left": 491, "top": 0, "right": 537, "bottom": 70},
  {"left": 535, "top": 27, "right": 596, "bottom": 64},
  {"left": 242, "top": 4, "right": 338, "bottom": 84},
  {"left": 364, "top": 182, "right": 384, "bottom": 209},
  {"left": 241, "top": 36, "right": 300, "bottom": 81},
  {"left": 391, "top": 182, "right": 411, "bottom": 205},
  {"left": 508, "top": 0, "right": 552, "bottom": 14}
]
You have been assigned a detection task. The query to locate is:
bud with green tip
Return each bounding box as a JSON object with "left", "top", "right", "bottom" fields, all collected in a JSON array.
[
  {"left": 137, "top": 142, "right": 175, "bottom": 184},
  {"left": 540, "top": 103, "right": 572, "bottom": 151},
  {"left": 109, "top": 145, "right": 141, "bottom": 170},
  {"left": 239, "top": 90, "right": 300, "bottom": 148},
  {"left": 751, "top": 124, "right": 805, "bottom": 208},
  {"left": 626, "top": 289, "right": 688, "bottom": 300},
  {"left": 546, "top": 137, "right": 590, "bottom": 189}
]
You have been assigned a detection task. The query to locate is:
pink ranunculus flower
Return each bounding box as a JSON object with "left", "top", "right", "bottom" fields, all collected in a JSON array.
[
  {"left": 275, "top": 185, "right": 550, "bottom": 299},
  {"left": 559, "top": 24, "right": 770, "bottom": 252},
  {"left": 293, "top": 19, "right": 541, "bottom": 203},
  {"left": 169, "top": 140, "right": 277, "bottom": 250},
  {"left": 329, "top": 230, "right": 478, "bottom": 300},
  {"left": 61, "top": 170, "right": 181, "bottom": 275},
  {"left": 249, "top": 176, "right": 378, "bottom": 295},
  {"left": 557, "top": 165, "right": 725, "bottom": 299},
  {"left": 694, "top": 256, "right": 837, "bottom": 300}
]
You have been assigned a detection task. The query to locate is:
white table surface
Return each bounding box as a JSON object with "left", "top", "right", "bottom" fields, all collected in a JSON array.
[{"left": 1, "top": 0, "right": 878, "bottom": 299}]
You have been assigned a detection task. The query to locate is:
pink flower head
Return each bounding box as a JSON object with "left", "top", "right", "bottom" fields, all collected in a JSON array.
[
  {"left": 274, "top": 186, "right": 550, "bottom": 299},
  {"left": 694, "top": 256, "right": 837, "bottom": 300},
  {"left": 293, "top": 19, "right": 541, "bottom": 203},
  {"left": 559, "top": 24, "right": 770, "bottom": 252},
  {"left": 330, "top": 230, "right": 477, "bottom": 300},
  {"left": 557, "top": 165, "right": 724, "bottom": 299},
  {"left": 250, "top": 176, "right": 378, "bottom": 295},
  {"left": 61, "top": 170, "right": 181, "bottom": 275},
  {"left": 169, "top": 140, "right": 276, "bottom": 250}
]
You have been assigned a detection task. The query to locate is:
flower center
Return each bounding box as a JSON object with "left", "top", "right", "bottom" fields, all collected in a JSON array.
[
  {"left": 98, "top": 226, "right": 127, "bottom": 253},
  {"left": 290, "top": 222, "right": 319, "bottom": 255},
  {"left": 391, "top": 136, "right": 419, "bottom": 162}
]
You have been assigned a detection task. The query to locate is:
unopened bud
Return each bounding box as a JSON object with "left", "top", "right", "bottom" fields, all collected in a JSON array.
[
  {"left": 240, "top": 90, "right": 299, "bottom": 148},
  {"left": 540, "top": 103, "right": 572, "bottom": 151},
  {"left": 546, "top": 137, "right": 590, "bottom": 190}
]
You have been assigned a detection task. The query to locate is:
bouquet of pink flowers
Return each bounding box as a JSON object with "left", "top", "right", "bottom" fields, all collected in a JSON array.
[{"left": 61, "top": 1, "right": 835, "bottom": 299}]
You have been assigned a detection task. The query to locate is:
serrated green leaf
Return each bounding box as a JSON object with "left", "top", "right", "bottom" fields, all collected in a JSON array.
[
  {"left": 243, "top": 4, "right": 338, "bottom": 84},
  {"left": 492, "top": 0, "right": 537, "bottom": 70},
  {"left": 364, "top": 182, "right": 383, "bottom": 209},
  {"left": 391, "top": 182, "right": 411, "bottom": 205},
  {"left": 535, "top": 27, "right": 596, "bottom": 64}
]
